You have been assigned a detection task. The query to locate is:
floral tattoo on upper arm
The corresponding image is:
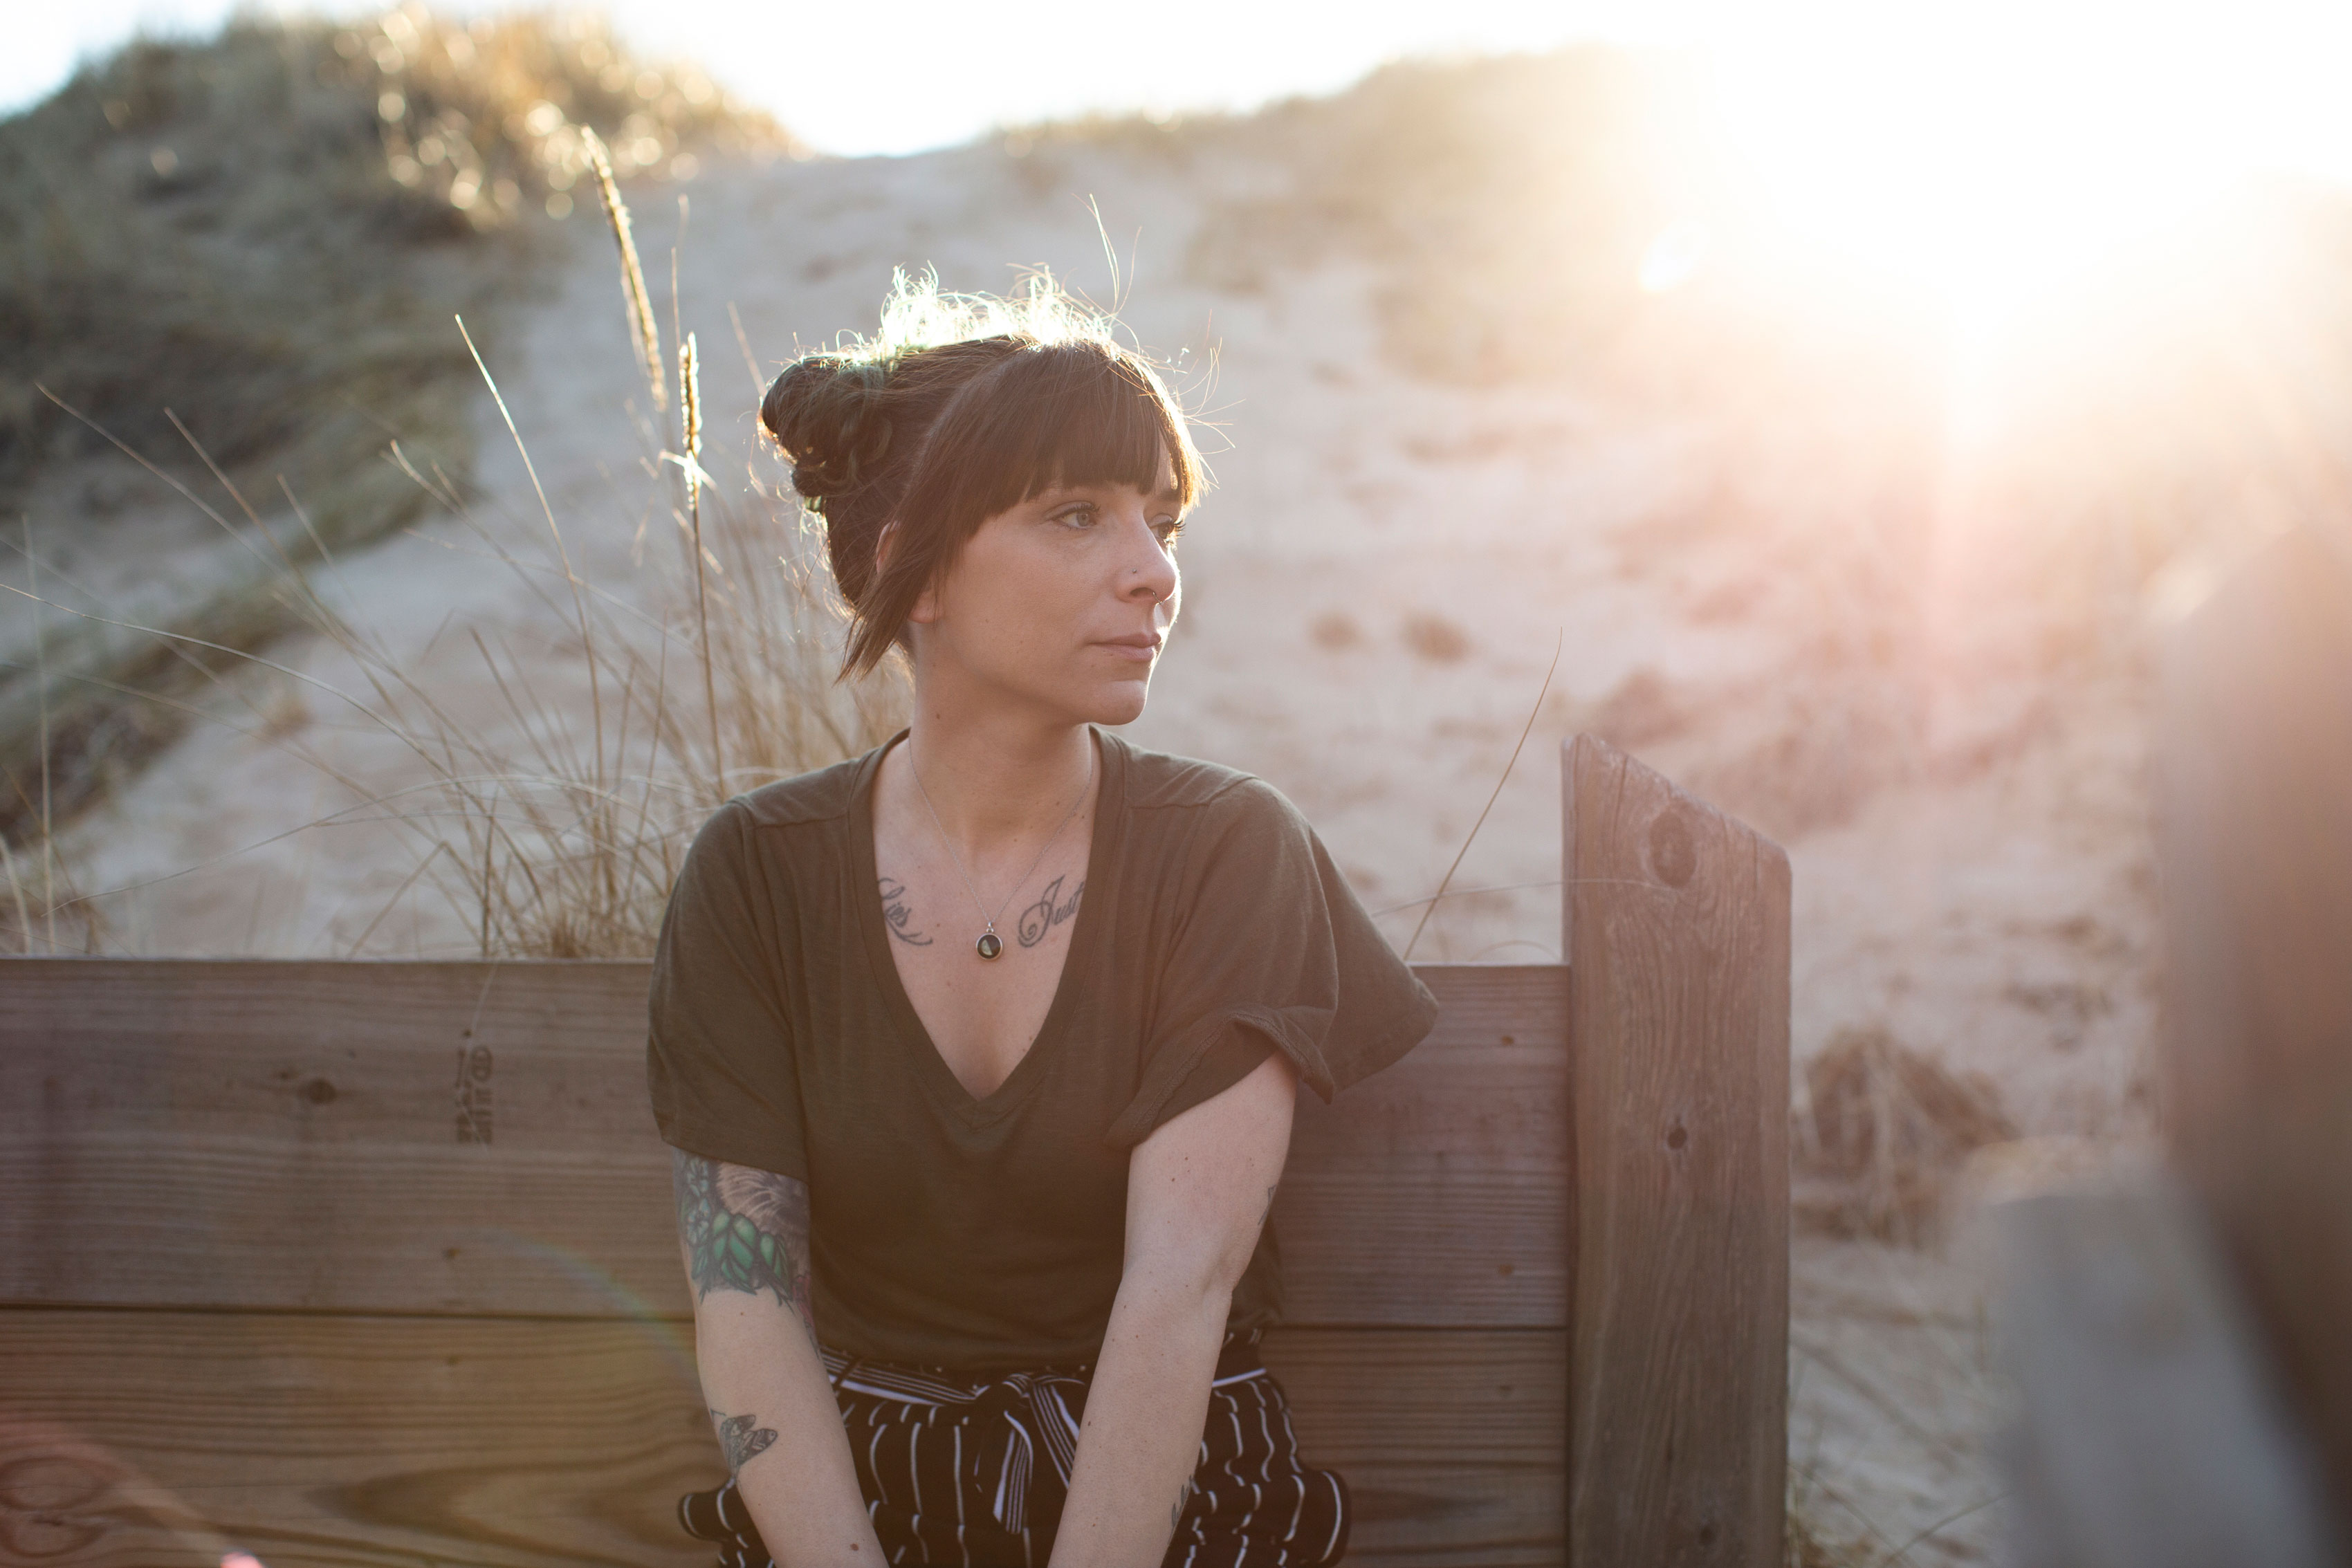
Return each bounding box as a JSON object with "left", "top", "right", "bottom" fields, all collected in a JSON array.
[{"left": 671, "top": 1149, "right": 816, "bottom": 1342}]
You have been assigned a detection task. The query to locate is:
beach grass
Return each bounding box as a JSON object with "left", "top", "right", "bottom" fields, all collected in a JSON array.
[{"left": 0, "top": 22, "right": 886, "bottom": 957}]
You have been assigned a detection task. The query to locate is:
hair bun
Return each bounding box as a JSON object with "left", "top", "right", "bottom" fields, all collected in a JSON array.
[{"left": 760, "top": 356, "right": 895, "bottom": 508}]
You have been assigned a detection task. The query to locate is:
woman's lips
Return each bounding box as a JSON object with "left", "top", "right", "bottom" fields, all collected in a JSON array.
[{"left": 1095, "top": 636, "right": 1160, "bottom": 663}]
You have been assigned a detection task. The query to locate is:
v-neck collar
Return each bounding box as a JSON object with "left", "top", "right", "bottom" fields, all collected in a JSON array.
[{"left": 849, "top": 726, "right": 1128, "bottom": 1127}]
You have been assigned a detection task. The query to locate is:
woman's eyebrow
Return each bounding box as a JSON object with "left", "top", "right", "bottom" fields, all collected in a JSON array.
[{"left": 1033, "top": 481, "right": 1180, "bottom": 506}]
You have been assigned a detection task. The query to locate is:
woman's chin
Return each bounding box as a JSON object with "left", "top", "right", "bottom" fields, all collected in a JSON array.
[{"left": 1081, "top": 676, "right": 1152, "bottom": 728}]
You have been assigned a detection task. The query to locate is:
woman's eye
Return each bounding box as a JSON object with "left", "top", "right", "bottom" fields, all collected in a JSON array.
[
  {"left": 1153, "top": 517, "right": 1184, "bottom": 545},
  {"left": 1054, "top": 505, "right": 1097, "bottom": 529}
]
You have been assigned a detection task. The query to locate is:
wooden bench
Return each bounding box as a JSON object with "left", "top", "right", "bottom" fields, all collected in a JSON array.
[{"left": 0, "top": 735, "right": 1790, "bottom": 1567}]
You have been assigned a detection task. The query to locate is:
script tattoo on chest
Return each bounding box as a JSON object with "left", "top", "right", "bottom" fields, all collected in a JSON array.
[
  {"left": 877, "top": 876, "right": 932, "bottom": 946},
  {"left": 1016, "top": 875, "right": 1085, "bottom": 948}
]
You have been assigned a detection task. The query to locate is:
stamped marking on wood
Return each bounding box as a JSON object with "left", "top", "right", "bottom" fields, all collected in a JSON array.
[{"left": 453, "top": 1045, "right": 494, "bottom": 1145}]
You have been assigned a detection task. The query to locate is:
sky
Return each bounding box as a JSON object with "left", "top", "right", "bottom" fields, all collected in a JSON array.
[
  {"left": 14, "top": 0, "right": 2352, "bottom": 311},
  {"left": 12, "top": 0, "right": 1698, "bottom": 156},
  {"left": 21, "top": 0, "right": 2347, "bottom": 167}
]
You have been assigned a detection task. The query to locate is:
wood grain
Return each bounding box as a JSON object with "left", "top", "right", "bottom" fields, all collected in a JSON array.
[
  {"left": 1562, "top": 734, "right": 1790, "bottom": 1568},
  {"left": 0, "top": 960, "right": 1565, "bottom": 1327},
  {"left": 0, "top": 1313, "right": 1561, "bottom": 1568},
  {"left": 0, "top": 1308, "right": 714, "bottom": 1568},
  {"left": 2158, "top": 524, "right": 2352, "bottom": 1535},
  {"left": 1280, "top": 964, "right": 1569, "bottom": 1327},
  {"left": 1271, "top": 1327, "right": 1568, "bottom": 1565}
]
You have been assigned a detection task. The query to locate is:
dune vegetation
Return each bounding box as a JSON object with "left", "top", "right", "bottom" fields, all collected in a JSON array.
[{"left": 0, "top": 6, "right": 791, "bottom": 846}]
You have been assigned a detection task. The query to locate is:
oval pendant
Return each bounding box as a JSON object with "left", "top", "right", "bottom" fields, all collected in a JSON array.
[{"left": 975, "top": 930, "right": 1004, "bottom": 961}]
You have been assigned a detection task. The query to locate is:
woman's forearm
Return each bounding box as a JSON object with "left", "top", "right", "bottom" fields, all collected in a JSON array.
[
  {"left": 693, "top": 1295, "right": 885, "bottom": 1566},
  {"left": 1050, "top": 1278, "right": 1232, "bottom": 1568},
  {"left": 1053, "top": 1051, "right": 1301, "bottom": 1567},
  {"left": 672, "top": 1151, "right": 882, "bottom": 1566}
]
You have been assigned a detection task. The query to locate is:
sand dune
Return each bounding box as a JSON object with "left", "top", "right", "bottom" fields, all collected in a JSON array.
[{"left": 16, "top": 90, "right": 2189, "bottom": 1560}]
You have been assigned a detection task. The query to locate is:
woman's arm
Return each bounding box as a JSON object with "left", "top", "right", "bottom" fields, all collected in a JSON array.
[
  {"left": 1050, "top": 1050, "right": 1301, "bottom": 1568},
  {"left": 672, "top": 1150, "right": 885, "bottom": 1567}
]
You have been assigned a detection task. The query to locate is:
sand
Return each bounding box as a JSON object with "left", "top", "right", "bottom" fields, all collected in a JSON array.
[{"left": 22, "top": 133, "right": 2171, "bottom": 1561}]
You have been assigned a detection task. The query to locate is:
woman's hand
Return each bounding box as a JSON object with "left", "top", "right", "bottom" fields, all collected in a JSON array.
[
  {"left": 672, "top": 1150, "right": 885, "bottom": 1567},
  {"left": 1050, "top": 1049, "right": 1301, "bottom": 1567}
]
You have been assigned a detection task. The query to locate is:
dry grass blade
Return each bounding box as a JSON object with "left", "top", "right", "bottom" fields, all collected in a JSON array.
[
  {"left": 1402, "top": 629, "right": 1563, "bottom": 959},
  {"left": 678, "top": 331, "right": 722, "bottom": 791},
  {"left": 1860, "top": 1493, "right": 2005, "bottom": 1568},
  {"left": 27, "top": 519, "right": 54, "bottom": 952},
  {"left": 453, "top": 313, "right": 615, "bottom": 897},
  {"left": 0, "top": 830, "right": 30, "bottom": 952},
  {"left": 582, "top": 126, "right": 666, "bottom": 412}
]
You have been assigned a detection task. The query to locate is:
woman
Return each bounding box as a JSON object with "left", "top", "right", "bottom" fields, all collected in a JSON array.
[{"left": 646, "top": 276, "right": 1438, "bottom": 1568}]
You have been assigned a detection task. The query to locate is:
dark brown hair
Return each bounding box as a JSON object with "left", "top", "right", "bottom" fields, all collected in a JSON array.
[{"left": 761, "top": 277, "right": 1203, "bottom": 678}]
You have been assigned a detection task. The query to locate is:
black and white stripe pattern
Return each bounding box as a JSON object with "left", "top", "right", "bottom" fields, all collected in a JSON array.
[{"left": 679, "top": 1334, "right": 1350, "bottom": 1567}]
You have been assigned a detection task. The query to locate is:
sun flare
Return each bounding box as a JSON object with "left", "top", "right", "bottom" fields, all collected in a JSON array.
[{"left": 1695, "top": 0, "right": 2352, "bottom": 352}]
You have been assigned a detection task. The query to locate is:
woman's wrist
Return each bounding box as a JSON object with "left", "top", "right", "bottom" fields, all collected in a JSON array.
[{"left": 1048, "top": 1286, "right": 1231, "bottom": 1568}]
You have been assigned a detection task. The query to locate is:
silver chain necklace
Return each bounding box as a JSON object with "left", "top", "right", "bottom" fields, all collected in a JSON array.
[{"left": 909, "top": 742, "right": 1094, "bottom": 960}]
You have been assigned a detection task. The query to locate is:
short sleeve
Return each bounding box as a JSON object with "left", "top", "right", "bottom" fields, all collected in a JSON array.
[
  {"left": 1105, "top": 780, "right": 1440, "bottom": 1148},
  {"left": 645, "top": 800, "right": 809, "bottom": 1180}
]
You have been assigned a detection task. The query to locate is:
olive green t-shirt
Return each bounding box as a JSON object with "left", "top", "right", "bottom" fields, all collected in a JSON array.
[{"left": 645, "top": 727, "right": 1440, "bottom": 1374}]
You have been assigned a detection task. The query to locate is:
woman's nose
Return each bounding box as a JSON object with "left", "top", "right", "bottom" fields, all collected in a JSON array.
[{"left": 1119, "top": 514, "right": 1178, "bottom": 602}]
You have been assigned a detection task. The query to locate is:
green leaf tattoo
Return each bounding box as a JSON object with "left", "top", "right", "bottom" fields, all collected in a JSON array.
[{"left": 671, "top": 1150, "right": 813, "bottom": 1329}]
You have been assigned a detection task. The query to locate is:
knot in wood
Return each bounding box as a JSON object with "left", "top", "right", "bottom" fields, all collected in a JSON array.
[{"left": 1646, "top": 804, "right": 1698, "bottom": 889}]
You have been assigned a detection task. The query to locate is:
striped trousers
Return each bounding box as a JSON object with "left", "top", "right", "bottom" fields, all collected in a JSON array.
[{"left": 678, "top": 1331, "right": 1350, "bottom": 1567}]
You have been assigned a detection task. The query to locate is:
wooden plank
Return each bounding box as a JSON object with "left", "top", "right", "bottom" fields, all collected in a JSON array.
[
  {"left": 1563, "top": 733, "right": 1790, "bottom": 1568},
  {"left": 2158, "top": 523, "right": 2352, "bottom": 1533},
  {"left": 0, "top": 1312, "right": 1559, "bottom": 1568},
  {"left": 0, "top": 959, "right": 686, "bottom": 1320},
  {"left": 1279, "top": 964, "right": 1568, "bottom": 1327},
  {"left": 0, "top": 1307, "right": 714, "bottom": 1568},
  {"left": 0, "top": 960, "right": 1565, "bottom": 1327},
  {"left": 1994, "top": 1180, "right": 2343, "bottom": 1568},
  {"left": 1266, "top": 1327, "right": 1565, "bottom": 1565}
]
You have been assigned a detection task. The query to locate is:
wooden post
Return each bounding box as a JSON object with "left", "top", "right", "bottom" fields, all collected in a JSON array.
[
  {"left": 1563, "top": 733, "right": 1791, "bottom": 1568},
  {"left": 2158, "top": 523, "right": 2352, "bottom": 1538}
]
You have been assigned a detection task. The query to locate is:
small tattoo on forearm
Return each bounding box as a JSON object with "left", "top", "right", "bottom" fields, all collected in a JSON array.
[
  {"left": 710, "top": 1408, "right": 777, "bottom": 1473},
  {"left": 1016, "top": 875, "right": 1084, "bottom": 947},
  {"left": 1171, "top": 1477, "right": 1195, "bottom": 1531},
  {"left": 879, "top": 877, "right": 933, "bottom": 946},
  {"left": 1261, "top": 1181, "right": 1278, "bottom": 1226}
]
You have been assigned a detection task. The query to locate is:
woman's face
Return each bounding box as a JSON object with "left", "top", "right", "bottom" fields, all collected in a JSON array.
[{"left": 906, "top": 452, "right": 1184, "bottom": 728}]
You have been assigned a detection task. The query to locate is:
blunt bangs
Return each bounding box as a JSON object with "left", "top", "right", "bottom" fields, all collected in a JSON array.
[{"left": 926, "top": 340, "right": 1200, "bottom": 532}]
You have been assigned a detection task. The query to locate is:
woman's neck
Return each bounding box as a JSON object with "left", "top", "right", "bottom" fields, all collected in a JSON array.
[{"left": 897, "top": 706, "right": 1097, "bottom": 856}]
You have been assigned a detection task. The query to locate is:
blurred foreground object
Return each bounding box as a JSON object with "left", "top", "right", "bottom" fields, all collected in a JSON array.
[
  {"left": 1995, "top": 524, "right": 2352, "bottom": 1565},
  {"left": 1996, "top": 1178, "right": 2340, "bottom": 1568}
]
